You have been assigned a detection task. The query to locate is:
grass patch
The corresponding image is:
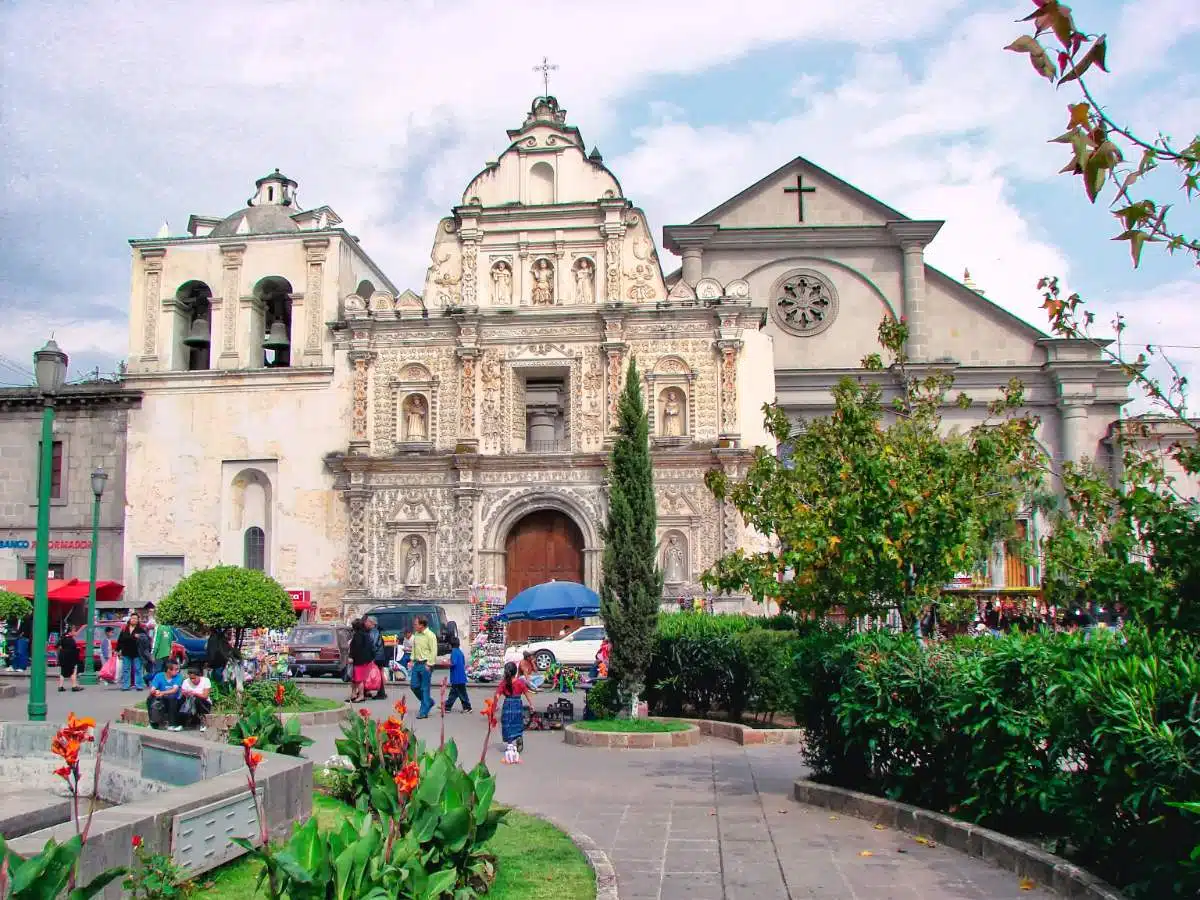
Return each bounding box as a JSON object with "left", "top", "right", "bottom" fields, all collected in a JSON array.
[
  {"left": 192, "top": 798, "right": 593, "bottom": 900},
  {"left": 132, "top": 696, "right": 341, "bottom": 713},
  {"left": 575, "top": 718, "right": 691, "bottom": 733}
]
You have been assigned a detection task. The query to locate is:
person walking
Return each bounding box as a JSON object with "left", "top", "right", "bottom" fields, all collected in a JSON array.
[
  {"left": 57, "top": 630, "right": 82, "bottom": 692},
  {"left": 347, "top": 618, "right": 375, "bottom": 703},
  {"left": 443, "top": 636, "right": 472, "bottom": 713},
  {"left": 496, "top": 661, "right": 534, "bottom": 752},
  {"left": 136, "top": 624, "right": 153, "bottom": 687},
  {"left": 410, "top": 615, "right": 437, "bottom": 718},
  {"left": 117, "top": 614, "right": 146, "bottom": 691},
  {"left": 366, "top": 616, "right": 388, "bottom": 700}
]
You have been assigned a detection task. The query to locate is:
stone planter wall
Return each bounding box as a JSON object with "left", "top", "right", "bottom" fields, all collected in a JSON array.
[
  {"left": 564, "top": 723, "right": 701, "bottom": 748},
  {"left": 120, "top": 705, "right": 349, "bottom": 737}
]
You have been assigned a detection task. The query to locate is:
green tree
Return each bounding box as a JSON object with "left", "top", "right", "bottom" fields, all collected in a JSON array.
[
  {"left": 599, "top": 358, "right": 663, "bottom": 711},
  {"left": 156, "top": 565, "right": 295, "bottom": 649},
  {"left": 0, "top": 589, "right": 32, "bottom": 623},
  {"left": 704, "top": 319, "right": 1044, "bottom": 630}
]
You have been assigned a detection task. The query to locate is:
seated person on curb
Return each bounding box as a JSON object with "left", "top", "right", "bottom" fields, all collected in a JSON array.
[
  {"left": 179, "top": 665, "right": 213, "bottom": 732},
  {"left": 148, "top": 660, "right": 185, "bottom": 731}
]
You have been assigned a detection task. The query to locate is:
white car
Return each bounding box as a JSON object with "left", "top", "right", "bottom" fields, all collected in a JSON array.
[{"left": 508, "top": 625, "right": 607, "bottom": 671}]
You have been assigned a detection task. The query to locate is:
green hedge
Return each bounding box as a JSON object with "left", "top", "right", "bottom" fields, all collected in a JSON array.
[{"left": 794, "top": 627, "right": 1200, "bottom": 898}]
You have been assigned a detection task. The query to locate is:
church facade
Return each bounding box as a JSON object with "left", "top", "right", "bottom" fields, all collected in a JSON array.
[{"left": 118, "top": 94, "right": 1128, "bottom": 625}]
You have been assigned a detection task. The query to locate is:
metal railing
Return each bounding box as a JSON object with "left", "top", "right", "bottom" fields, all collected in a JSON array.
[{"left": 527, "top": 440, "right": 568, "bottom": 453}]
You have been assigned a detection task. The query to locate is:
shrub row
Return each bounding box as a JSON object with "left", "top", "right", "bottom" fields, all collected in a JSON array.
[{"left": 793, "top": 626, "right": 1200, "bottom": 898}]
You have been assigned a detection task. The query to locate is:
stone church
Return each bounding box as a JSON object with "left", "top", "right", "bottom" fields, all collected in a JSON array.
[{"left": 119, "top": 94, "right": 1127, "bottom": 627}]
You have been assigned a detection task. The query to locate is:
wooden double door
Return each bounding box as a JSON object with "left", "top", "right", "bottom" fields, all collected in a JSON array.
[{"left": 504, "top": 510, "right": 585, "bottom": 644}]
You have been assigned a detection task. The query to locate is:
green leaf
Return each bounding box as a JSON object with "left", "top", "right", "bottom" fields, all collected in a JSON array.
[
  {"left": 66, "top": 867, "right": 127, "bottom": 900},
  {"left": 424, "top": 867, "right": 459, "bottom": 900}
]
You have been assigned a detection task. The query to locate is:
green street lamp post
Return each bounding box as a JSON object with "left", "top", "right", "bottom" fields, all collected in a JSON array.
[
  {"left": 29, "top": 338, "right": 68, "bottom": 722},
  {"left": 79, "top": 467, "right": 108, "bottom": 686}
]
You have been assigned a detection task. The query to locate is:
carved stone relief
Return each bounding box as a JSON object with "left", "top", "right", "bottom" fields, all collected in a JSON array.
[
  {"left": 369, "top": 487, "right": 454, "bottom": 596},
  {"left": 219, "top": 246, "right": 244, "bottom": 357},
  {"left": 348, "top": 491, "right": 368, "bottom": 591},
  {"left": 458, "top": 352, "right": 477, "bottom": 439},
  {"left": 581, "top": 348, "right": 604, "bottom": 449},
  {"left": 490, "top": 261, "right": 513, "bottom": 305},
  {"left": 604, "top": 234, "right": 621, "bottom": 301},
  {"left": 530, "top": 258, "right": 555, "bottom": 306},
  {"left": 572, "top": 258, "right": 596, "bottom": 305},
  {"left": 480, "top": 351, "right": 504, "bottom": 454},
  {"left": 455, "top": 495, "right": 475, "bottom": 589},
  {"left": 604, "top": 345, "right": 624, "bottom": 433},
  {"left": 629, "top": 338, "right": 717, "bottom": 440},
  {"left": 461, "top": 241, "right": 479, "bottom": 306},
  {"left": 304, "top": 239, "right": 329, "bottom": 355},
  {"left": 372, "top": 349, "right": 455, "bottom": 452},
  {"left": 351, "top": 354, "right": 370, "bottom": 441},
  {"left": 719, "top": 342, "right": 740, "bottom": 435},
  {"left": 140, "top": 250, "right": 164, "bottom": 358}
]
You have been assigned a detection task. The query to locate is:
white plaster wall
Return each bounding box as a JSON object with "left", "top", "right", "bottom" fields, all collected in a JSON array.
[
  {"left": 695, "top": 165, "right": 892, "bottom": 228},
  {"left": 122, "top": 366, "right": 351, "bottom": 613},
  {"left": 923, "top": 273, "right": 1044, "bottom": 366},
  {"left": 738, "top": 328, "right": 777, "bottom": 450},
  {"left": 462, "top": 129, "right": 620, "bottom": 206}
]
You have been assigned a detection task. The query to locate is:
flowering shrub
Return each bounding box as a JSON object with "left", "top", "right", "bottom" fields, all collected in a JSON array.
[
  {"left": 235, "top": 700, "right": 502, "bottom": 899},
  {"left": 546, "top": 663, "right": 579, "bottom": 693},
  {"left": 226, "top": 707, "right": 312, "bottom": 757},
  {"left": 123, "top": 834, "right": 195, "bottom": 899},
  {"left": 0, "top": 714, "right": 126, "bottom": 900}
]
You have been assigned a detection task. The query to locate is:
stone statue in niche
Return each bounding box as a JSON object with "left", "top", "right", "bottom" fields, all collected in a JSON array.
[
  {"left": 661, "top": 389, "right": 685, "bottom": 437},
  {"left": 531, "top": 258, "right": 554, "bottom": 306},
  {"left": 403, "top": 394, "right": 428, "bottom": 442},
  {"left": 490, "top": 261, "right": 513, "bottom": 305},
  {"left": 403, "top": 536, "right": 425, "bottom": 586},
  {"left": 573, "top": 258, "right": 595, "bottom": 304},
  {"left": 663, "top": 534, "right": 686, "bottom": 583}
]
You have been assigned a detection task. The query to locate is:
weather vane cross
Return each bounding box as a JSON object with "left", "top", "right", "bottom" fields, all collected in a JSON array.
[{"left": 533, "top": 56, "right": 558, "bottom": 96}]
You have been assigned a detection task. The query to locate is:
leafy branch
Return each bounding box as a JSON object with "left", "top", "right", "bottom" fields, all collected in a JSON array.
[{"left": 1005, "top": 0, "right": 1199, "bottom": 266}]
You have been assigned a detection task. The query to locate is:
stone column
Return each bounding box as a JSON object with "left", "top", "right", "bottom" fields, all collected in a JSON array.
[
  {"left": 716, "top": 339, "right": 742, "bottom": 443},
  {"left": 453, "top": 491, "right": 478, "bottom": 595},
  {"left": 218, "top": 243, "right": 245, "bottom": 369},
  {"left": 900, "top": 241, "right": 929, "bottom": 362},
  {"left": 681, "top": 248, "right": 703, "bottom": 285},
  {"left": 457, "top": 348, "right": 479, "bottom": 450},
  {"left": 345, "top": 487, "right": 370, "bottom": 599},
  {"left": 1060, "top": 399, "right": 1091, "bottom": 464},
  {"left": 138, "top": 249, "right": 166, "bottom": 364},
  {"left": 349, "top": 350, "right": 373, "bottom": 455},
  {"left": 303, "top": 238, "right": 330, "bottom": 364},
  {"left": 241, "top": 296, "right": 266, "bottom": 368},
  {"left": 603, "top": 342, "right": 626, "bottom": 434}
]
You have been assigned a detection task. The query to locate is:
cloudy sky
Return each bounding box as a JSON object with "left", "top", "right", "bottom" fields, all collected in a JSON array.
[{"left": 1, "top": 0, "right": 1197, "bottom": 402}]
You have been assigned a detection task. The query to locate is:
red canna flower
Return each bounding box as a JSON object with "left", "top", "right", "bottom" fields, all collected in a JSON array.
[
  {"left": 393, "top": 760, "right": 420, "bottom": 796},
  {"left": 393, "top": 699, "right": 407, "bottom": 718},
  {"left": 242, "top": 736, "right": 259, "bottom": 749},
  {"left": 131, "top": 835, "right": 143, "bottom": 849},
  {"left": 481, "top": 697, "right": 498, "bottom": 727},
  {"left": 54, "top": 766, "right": 71, "bottom": 780},
  {"left": 358, "top": 708, "right": 372, "bottom": 719},
  {"left": 246, "top": 751, "right": 263, "bottom": 772},
  {"left": 273, "top": 683, "right": 286, "bottom": 706}
]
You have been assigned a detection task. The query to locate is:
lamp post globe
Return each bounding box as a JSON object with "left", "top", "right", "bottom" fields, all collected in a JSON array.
[
  {"left": 28, "top": 339, "right": 68, "bottom": 721},
  {"left": 80, "top": 467, "right": 108, "bottom": 686}
]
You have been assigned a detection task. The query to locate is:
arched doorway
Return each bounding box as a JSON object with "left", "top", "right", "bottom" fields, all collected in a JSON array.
[{"left": 504, "top": 510, "right": 585, "bottom": 643}]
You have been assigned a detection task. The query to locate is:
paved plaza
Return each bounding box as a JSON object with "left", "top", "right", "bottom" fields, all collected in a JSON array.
[{"left": 1, "top": 679, "right": 1055, "bottom": 899}]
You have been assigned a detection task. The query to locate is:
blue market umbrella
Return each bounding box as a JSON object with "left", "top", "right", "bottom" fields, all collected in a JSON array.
[{"left": 497, "top": 581, "right": 600, "bottom": 622}]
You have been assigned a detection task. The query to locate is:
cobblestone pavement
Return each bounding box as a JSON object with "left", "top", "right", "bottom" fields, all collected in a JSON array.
[{"left": 3, "top": 682, "right": 1058, "bottom": 899}]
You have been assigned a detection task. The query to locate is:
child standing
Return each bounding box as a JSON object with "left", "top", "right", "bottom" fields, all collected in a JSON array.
[{"left": 443, "top": 636, "right": 472, "bottom": 713}]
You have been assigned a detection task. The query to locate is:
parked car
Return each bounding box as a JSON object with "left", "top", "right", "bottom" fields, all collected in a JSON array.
[
  {"left": 366, "top": 604, "right": 458, "bottom": 661},
  {"left": 286, "top": 624, "right": 351, "bottom": 677},
  {"left": 508, "top": 625, "right": 607, "bottom": 671},
  {"left": 170, "top": 626, "right": 208, "bottom": 665}
]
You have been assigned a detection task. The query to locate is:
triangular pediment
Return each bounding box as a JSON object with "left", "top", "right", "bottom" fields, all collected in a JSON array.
[
  {"left": 693, "top": 157, "right": 907, "bottom": 229},
  {"left": 389, "top": 497, "right": 435, "bottom": 525}
]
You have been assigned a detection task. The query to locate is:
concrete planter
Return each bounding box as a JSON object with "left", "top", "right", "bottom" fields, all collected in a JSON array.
[
  {"left": 676, "top": 717, "right": 804, "bottom": 746},
  {"left": 564, "top": 722, "right": 701, "bottom": 749},
  {"left": 2, "top": 722, "right": 312, "bottom": 899},
  {"left": 792, "top": 779, "right": 1128, "bottom": 900},
  {"left": 120, "top": 704, "right": 349, "bottom": 736}
]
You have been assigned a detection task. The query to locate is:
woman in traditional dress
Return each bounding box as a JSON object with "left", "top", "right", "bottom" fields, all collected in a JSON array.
[{"left": 496, "top": 661, "right": 534, "bottom": 752}]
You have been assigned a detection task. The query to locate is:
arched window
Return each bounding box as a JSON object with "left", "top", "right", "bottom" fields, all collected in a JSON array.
[
  {"left": 244, "top": 526, "right": 266, "bottom": 571},
  {"left": 529, "top": 161, "right": 554, "bottom": 205}
]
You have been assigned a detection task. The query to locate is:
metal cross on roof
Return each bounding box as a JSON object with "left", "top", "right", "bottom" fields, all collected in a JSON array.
[{"left": 533, "top": 56, "right": 558, "bottom": 96}]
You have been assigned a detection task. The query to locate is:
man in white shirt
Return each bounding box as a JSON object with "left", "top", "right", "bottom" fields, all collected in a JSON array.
[{"left": 179, "top": 665, "right": 213, "bottom": 731}]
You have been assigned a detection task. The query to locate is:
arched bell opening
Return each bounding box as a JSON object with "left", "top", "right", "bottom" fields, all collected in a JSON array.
[
  {"left": 175, "top": 280, "right": 213, "bottom": 371},
  {"left": 254, "top": 276, "right": 293, "bottom": 368}
]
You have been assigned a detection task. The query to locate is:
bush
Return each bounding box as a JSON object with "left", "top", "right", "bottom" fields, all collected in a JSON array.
[
  {"left": 0, "top": 589, "right": 32, "bottom": 623},
  {"left": 585, "top": 678, "right": 620, "bottom": 720},
  {"left": 792, "top": 626, "right": 1200, "bottom": 898},
  {"left": 156, "top": 566, "right": 295, "bottom": 644},
  {"left": 227, "top": 707, "right": 313, "bottom": 757},
  {"left": 212, "top": 680, "right": 318, "bottom": 713}
]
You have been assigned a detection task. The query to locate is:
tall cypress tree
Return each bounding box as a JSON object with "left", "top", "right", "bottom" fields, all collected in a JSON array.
[{"left": 599, "top": 357, "right": 662, "bottom": 712}]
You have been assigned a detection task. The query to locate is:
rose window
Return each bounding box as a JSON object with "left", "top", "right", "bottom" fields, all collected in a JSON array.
[{"left": 774, "top": 274, "right": 836, "bottom": 335}]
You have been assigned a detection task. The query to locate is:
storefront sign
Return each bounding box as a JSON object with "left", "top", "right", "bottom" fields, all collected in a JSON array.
[
  {"left": 287, "top": 590, "right": 311, "bottom": 604},
  {"left": 0, "top": 539, "right": 92, "bottom": 550}
]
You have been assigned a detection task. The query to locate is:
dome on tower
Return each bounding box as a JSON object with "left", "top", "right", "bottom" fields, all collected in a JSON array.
[{"left": 209, "top": 168, "right": 303, "bottom": 237}]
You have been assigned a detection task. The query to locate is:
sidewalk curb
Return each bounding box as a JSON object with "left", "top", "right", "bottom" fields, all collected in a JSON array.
[
  {"left": 531, "top": 813, "right": 618, "bottom": 900},
  {"left": 792, "top": 779, "right": 1127, "bottom": 900}
]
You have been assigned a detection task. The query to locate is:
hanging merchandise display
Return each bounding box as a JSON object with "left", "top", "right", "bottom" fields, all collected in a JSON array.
[{"left": 466, "top": 583, "right": 506, "bottom": 682}]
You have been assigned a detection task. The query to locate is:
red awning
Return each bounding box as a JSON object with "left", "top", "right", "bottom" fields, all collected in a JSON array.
[
  {"left": 0, "top": 579, "right": 125, "bottom": 604},
  {"left": 292, "top": 600, "right": 314, "bottom": 612}
]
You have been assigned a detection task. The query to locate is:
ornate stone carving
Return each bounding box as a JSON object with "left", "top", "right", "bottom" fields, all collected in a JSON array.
[
  {"left": 604, "top": 344, "right": 624, "bottom": 433},
  {"left": 348, "top": 490, "right": 368, "bottom": 590},
  {"left": 530, "top": 258, "right": 554, "bottom": 305},
  {"left": 455, "top": 495, "right": 475, "bottom": 589},
  {"left": 725, "top": 278, "right": 750, "bottom": 299},
  {"left": 304, "top": 238, "right": 329, "bottom": 355},
  {"left": 373, "top": 348, "right": 455, "bottom": 452},
  {"left": 581, "top": 348, "right": 604, "bottom": 450},
  {"left": 630, "top": 338, "right": 717, "bottom": 440},
  {"left": 660, "top": 388, "right": 686, "bottom": 437},
  {"left": 401, "top": 394, "right": 428, "bottom": 441},
  {"left": 403, "top": 535, "right": 426, "bottom": 585},
  {"left": 351, "top": 354, "right": 370, "bottom": 441},
  {"left": 604, "top": 234, "right": 621, "bottom": 301},
  {"left": 461, "top": 241, "right": 479, "bottom": 306},
  {"left": 219, "top": 245, "right": 244, "bottom": 357},
  {"left": 140, "top": 249, "right": 165, "bottom": 357},
  {"left": 695, "top": 278, "right": 722, "bottom": 301},
  {"left": 573, "top": 258, "right": 595, "bottom": 304},
  {"left": 458, "top": 351, "right": 477, "bottom": 439},
  {"left": 719, "top": 341, "right": 740, "bottom": 434},
  {"left": 480, "top": 351, "right": 504, "bottom": 453},
  {"left": 490, "top": 261, "right": 513, "bottom": 305},
  {"left": 771, "top": 269, "right": 838, "bottom": 336},
  {"left": 369, "top": 291, "right": 394, "bottom": 313},
  {"left": 663, "top": 532, "right": 687, "bottom": 583}
]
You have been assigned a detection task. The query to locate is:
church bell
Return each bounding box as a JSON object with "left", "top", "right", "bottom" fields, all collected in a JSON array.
[
  {"left": 263, "top": 320, "right": 290, "bottom": 351},
  {"left": 182, "top": 317, "right": 211, "bottom": 348}
]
